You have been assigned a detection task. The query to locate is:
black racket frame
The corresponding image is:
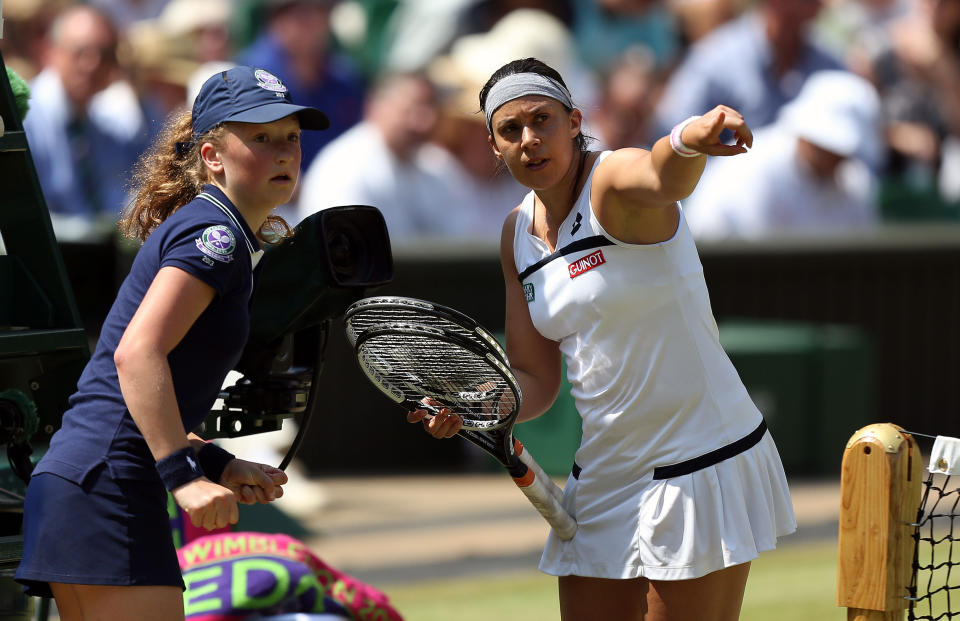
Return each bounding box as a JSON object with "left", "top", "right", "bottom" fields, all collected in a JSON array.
[
  {"left": 353, "top": 323, "right": 528, "bottom": 479},
  {"left": 344, "top": 296, "right": 509, "bottom": 365}
]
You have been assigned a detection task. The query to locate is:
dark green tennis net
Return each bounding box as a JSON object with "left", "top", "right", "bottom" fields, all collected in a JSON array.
[{"left": 909, "top": 472, "right": 960, "bottom": 620}]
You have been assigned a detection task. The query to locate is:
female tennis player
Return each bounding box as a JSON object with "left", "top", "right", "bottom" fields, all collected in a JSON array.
[
  {"left": 410, "top": 57, "right": 796, "bottom": 620},
  {"left": 15, "top": 66, "right": 330, "bottom": 620}
]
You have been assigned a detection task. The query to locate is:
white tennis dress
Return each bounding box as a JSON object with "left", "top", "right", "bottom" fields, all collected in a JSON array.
[{"left": 514, "top": 151, "right": 796, "bottom": 580}]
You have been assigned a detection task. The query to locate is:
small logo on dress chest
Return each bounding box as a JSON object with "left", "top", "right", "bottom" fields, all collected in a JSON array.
[
  {"left": 568, "top": 249, "right": 606, "bottom": 278},
  {"left": 571, "top": 212, "right": 583, "bottom": 235}
]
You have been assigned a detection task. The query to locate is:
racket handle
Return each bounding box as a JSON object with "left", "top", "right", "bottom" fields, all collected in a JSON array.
[
  {"left": 513, "top": 466, "right": 578, "bottom": 541},
  {"left": 513, "top": 439, "right": 566, "bottom": 504}
]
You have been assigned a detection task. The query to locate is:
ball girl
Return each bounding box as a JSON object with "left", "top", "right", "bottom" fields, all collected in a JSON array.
[{"left": 16, "top": 66, "right": 330, "bottom": 620}]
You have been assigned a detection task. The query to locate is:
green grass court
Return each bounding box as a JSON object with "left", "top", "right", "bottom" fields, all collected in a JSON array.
[{"left": 384, "top": 540, "right": 845, "bottom": 620}]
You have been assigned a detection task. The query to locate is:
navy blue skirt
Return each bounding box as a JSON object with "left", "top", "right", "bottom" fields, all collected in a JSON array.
[{"left": 15, "top": 465, "right": 184, "bottom": 598}]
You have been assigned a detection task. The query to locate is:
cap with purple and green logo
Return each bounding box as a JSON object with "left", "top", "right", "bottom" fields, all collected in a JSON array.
[{"left": 191, "top": 65, "right": 330, "bottom": 138}]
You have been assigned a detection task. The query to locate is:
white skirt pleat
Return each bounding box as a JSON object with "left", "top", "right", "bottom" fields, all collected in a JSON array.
[{"left": 539, "top": 432, "right": 797, "bottom": 580}]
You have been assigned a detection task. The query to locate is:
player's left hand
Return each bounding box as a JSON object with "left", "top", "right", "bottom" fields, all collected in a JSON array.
[
  {"left": 220, "top": 459, "right": 288, "bottom": 504},
  {"left": 682, "top": 105, "right": 753, "bottom": 156},
  {"left": 407, "top": 399, "right": 463, "bottom": 439}
]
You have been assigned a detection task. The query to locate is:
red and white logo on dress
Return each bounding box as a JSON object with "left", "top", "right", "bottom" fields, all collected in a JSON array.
[{"left": 568, "top": 249, "right": 606, "bottom": 278}]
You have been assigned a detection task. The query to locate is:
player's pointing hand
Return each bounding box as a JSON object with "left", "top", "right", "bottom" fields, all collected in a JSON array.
[{"left": 682, "top": 105, "right": 754, "bottom": 156}]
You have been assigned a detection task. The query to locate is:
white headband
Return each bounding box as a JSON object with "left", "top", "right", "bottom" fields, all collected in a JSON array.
[{"left": 484, "top": 72, "right": 574, "bottom": 133}]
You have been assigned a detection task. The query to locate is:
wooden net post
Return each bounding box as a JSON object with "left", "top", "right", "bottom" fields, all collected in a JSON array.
[{"left": 838, "top": 423, "right": 922, "bottom": 621}]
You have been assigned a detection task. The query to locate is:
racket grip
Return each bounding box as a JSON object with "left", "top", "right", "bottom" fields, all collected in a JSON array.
[
  {"left": 514, "top": 439, "right": 565, "bottom": 504},
  {"left": 514, "top": 468, "right": 578, "bottom": 541}
]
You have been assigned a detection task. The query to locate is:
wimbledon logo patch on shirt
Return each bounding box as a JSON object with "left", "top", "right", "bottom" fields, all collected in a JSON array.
[
  {"left": 568, "top": 249, "right": 606, "bottom": 278},
  {"left": 196, "top": 225, "right": 236, "bottom": 263},
  {"left": 523, "top": 282, "right": 535, "bottom": 303}
]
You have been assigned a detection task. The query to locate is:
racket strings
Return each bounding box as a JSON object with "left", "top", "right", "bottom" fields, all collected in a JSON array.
[
  {"left": 358, "top": 332, "right": 516, "bottom": 427},
  {"left": 346, "top": 306, "right": 508, "bottom": 363}
]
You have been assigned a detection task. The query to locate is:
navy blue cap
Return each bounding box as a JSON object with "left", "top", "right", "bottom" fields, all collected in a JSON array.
[{"left": 191, "top": 66, "right": 330, "bottom": 137}]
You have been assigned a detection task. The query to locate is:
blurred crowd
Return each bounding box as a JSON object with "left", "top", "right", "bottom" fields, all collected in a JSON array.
[{"left": 3, "top": 0, "right": 960, "bottom": 244}]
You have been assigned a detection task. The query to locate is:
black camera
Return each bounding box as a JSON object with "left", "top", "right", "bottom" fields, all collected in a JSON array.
[{"left": 199, "top": 206, "right": 392, "bottom": 465}]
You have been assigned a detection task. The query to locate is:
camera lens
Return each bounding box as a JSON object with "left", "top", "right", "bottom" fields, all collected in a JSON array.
[
  {"left": 326, "top": 222, "right": 364, "bottom": 284},
  {"left": 321, "top": 207, "right": 393, "bottom": 287}
]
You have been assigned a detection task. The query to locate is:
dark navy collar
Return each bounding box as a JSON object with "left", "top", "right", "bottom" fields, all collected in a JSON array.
[{"left": 197, "top": 184, "right": 262, "bottom": 253}]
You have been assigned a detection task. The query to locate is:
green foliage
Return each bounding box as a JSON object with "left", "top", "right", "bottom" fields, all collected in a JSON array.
[{"left": 6, "top": 66, "right": 30, "bottom": 121}]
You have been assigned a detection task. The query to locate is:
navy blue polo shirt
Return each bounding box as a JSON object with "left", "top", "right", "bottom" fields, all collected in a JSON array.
[{"left": 34, "top": 185, "right": 263, "bottom": 483}]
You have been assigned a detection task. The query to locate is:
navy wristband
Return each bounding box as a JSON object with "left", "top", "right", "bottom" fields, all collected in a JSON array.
[
  {"left": 156, "top": 446, "right": 204, "bottom": 491},
  {"left": 197, "top": 442, "right": 236, "bottom": 484}
]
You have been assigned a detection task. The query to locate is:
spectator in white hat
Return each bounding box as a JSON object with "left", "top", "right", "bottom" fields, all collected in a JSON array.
[
  {"left": 683, "top": 70, "right": 885, "bottom": 239},
  {"left": 157, "top": 0, "right": 234, "bottom": 64}
]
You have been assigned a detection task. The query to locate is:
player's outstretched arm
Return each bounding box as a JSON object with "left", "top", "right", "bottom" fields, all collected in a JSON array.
[{"left": 601, "top": 105, "right": 754, "bottom": 209}]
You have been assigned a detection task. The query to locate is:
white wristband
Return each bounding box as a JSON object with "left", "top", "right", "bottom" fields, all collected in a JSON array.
[{"left": 670, "top": 115, "right": 702, "bottom": 157}]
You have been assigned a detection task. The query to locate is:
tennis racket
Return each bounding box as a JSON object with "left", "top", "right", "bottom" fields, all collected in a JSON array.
[
  {"left": 345, "top": 299, "right": 577, "bottom": 540},
  {"left": 345, "top": 296, "right": 562, "bottom": 501},
  {"left": 345, "top": 296, "right": 509, "bottom": 365}
]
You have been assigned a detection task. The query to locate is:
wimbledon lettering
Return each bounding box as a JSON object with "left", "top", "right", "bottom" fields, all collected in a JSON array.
[
  {"left": 232, "top": 558, "right": 289, "bottom": 609},
  {"left": 181, "top": 534, "right": 283, "bottom": 566},
  {"left": 182, "top": 566, "right": 223, "bottom": 616}
]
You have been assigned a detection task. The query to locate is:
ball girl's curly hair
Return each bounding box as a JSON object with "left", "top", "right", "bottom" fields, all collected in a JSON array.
[{"left": 119, "top": 109, "right": 291, "bottom": 244}]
